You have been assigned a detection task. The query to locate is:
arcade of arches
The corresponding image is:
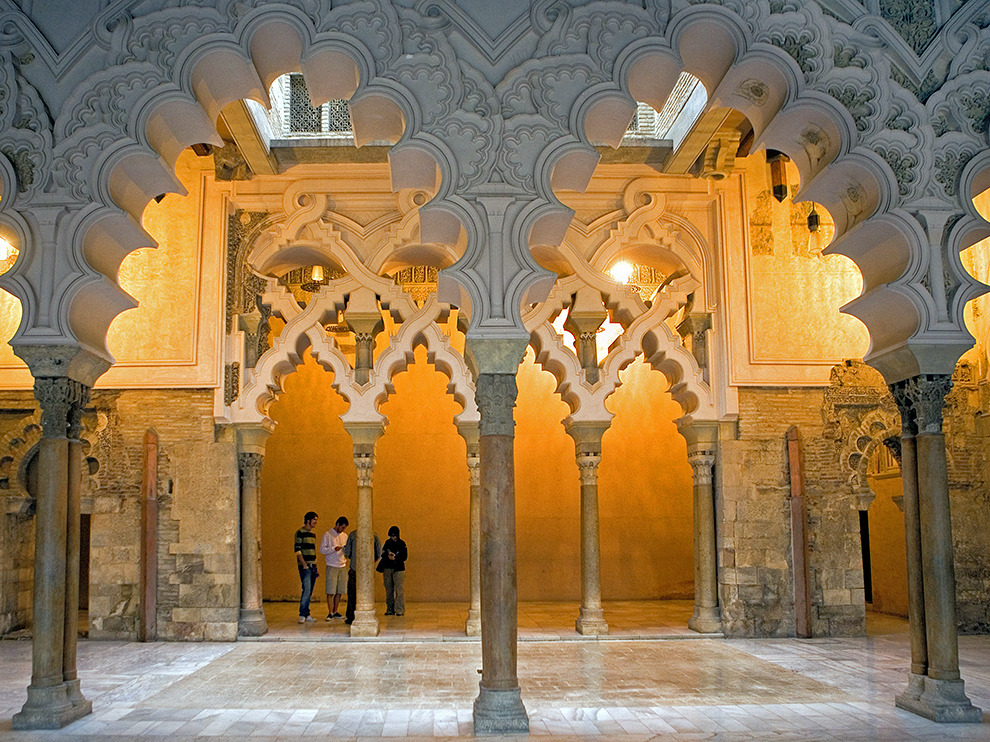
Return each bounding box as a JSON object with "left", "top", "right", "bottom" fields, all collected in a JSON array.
[{"left": 1, "top": 0, "right": 990, "bottom": 733}]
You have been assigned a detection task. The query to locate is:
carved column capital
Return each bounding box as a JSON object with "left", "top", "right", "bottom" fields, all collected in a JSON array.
[
  {"left": 34, "top": 377, "right": 89, "bottom": 439},
  {"left": 891, "top": 374, "right": 952, "bottom": 436},
  {"left": 467, "top": 454, "right": 480, "bottom": 487},
  {"left": 576, "top": 453, "right": 601, "bottom": 486},
  {"left": 476, "top": 373, "right": 518, "bottom": 437},
  {"left": 889, "top": 381, "right": 919, "bottom": 438},
  {"left": 354, "top": 454, "right": 375, "bottom": 487},
  {"left": 67, "top": 384, "right": 91, "bottom": 442},
  {"left": 239, "top": 452, "right": 264, "bottom": 489},
  {"left": 883, "top": 435, "right": 902, "bottom": 466},
  {"left": 687, "top": 450, "right": 716, "bottom": 486}
]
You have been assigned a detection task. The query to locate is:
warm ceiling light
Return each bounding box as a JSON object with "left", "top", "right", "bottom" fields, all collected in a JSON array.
[
  {"left": 311, "top": 264, "right": 325, "bottom": 282},
  {"left": 767, "top": 150, "right": 788, "bottom": 203},
  {"left": 808, "top": 204, "right": 825, "bottom": 255},
  {"left": 608, "top": 261, "right": 635, "bottom": 285},
  {"left": 0, "top": 236, "right": 16, "bottom": 263}
]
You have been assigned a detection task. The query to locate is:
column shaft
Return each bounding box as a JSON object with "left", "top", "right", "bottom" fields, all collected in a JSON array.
[
  {"left": 688, "top": 450, "right": 720, "bottom": 633},
  {"left": 238, "top": 453, "right": 268, "bottom": 636},
  {"left": 466, "top": 454, "right": 481, "bottom": 636},
  {"left": 891, "top": 375, "right": 980, "bottom": 723},
  {"left": 473, "top": 372, "right": 528, "bottom": 734},
  {"left": 350, "top": 455, "right": 379, "bottom": 636},
  {"left": 575, "top": 452, "right": 607, "bottom": 635},
  {"left": 62, "top": 437, "right": 86, "bottom": 707},
  {"left": 16, "top": 377, "right": 92, "bottom": 729}
]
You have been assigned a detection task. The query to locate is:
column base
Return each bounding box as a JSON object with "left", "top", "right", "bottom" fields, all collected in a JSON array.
[
  {"left": 896, "top": 676, "right": 982, "bottom": 723},
  {"left": 349, "top": 609, "right": 379, "bottom": 637},
  {"left": 688, "top": 605, "right": 722, "bottom": 634},
  {"left": 238, "top": 608, "right": 269, "bottom": 637},
  {"left": 575, "top": 607, "right": 608, "bottom": 636},
  {"left": 465, "top": 608, "right": 481, "bottom": 637},
  {"left": 894, "top": 671, "right": 926, "bottom": 708},
  {"left": 63, "top": 678, "right": 89, "bottom": 709},
  {"left": 14, "top": 683, "right": 91, "bottom": 730},
  {"left": 473, "top": 684, "right": 529, "bottom": 734}
]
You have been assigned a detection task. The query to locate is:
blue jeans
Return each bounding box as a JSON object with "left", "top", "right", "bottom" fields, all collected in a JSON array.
[{"left": 298, "top": 564, "right": 318, "bottom": 617}]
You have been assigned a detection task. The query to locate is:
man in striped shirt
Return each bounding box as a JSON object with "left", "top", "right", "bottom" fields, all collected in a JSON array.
[{"left": 294, "top": 511, "right": 319, "bottom": 623}]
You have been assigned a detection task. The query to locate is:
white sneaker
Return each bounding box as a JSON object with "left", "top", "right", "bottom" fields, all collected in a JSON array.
[
  {"left": 298, "top": 616, "right": 306, "bottom": 623},
  {"left": 305, "top": 616, "right": 317, "bottom": 623}
]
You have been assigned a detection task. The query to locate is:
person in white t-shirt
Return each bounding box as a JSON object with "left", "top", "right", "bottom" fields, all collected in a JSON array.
[{"left": 319, "top": 516, "right": 349, "bottom": 619}]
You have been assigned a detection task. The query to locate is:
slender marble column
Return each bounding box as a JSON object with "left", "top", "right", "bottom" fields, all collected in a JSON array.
[
  {"left": 566, "top": 421, "right": 609, "bottom": 636},
  {"left": 893, "top": 375, "right": 980, "bottom": 723},
  {"left": 456, "top": 421, "right": 482, "bottom": 636},
  {"left": 350, "top": 452, "right": 379, "bottom": 636},
  {"left": 63, "top": 388, "right": 91, "bottom": 711},
  {"left": 889, "top": 390, "right": 927, "bottom": 708},
  {"left": 238, "top": 453, "right": 268, "bottom": 636},
  {"left": 680, "top": 423, "right": 721, "bottom": 634},
  {"left": 473, "top": 373, "right": 528, "bottom": 734},
  {"left": 15, "top": 377, "right": 92, "bottom": 730},
  {"left": 466, "top": 449, "right": 482, "bottom": 636},
  {"left": 687, "top": 449, "right": 721, "bottom": 633}
]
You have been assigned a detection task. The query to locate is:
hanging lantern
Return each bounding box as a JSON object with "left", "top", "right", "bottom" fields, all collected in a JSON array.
[{"left": 767, "top": 150, "right": 789, "bottom": 203}]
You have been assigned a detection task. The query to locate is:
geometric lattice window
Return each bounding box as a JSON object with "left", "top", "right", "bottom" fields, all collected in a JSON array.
[
  {"left": 289, "top": 74, "right": 322, "bottom": 133},
  {"left": 326, "top": 99, "right": 352, "bottom": 133}
]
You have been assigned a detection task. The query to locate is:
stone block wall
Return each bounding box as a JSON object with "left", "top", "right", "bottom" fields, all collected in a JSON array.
[
  {"left": 86, "top": 389, "right": 239, "bottom": 641},
  {"left": 946, "top": 365, "right": 990, "bottom": 634},
  {"left": 720, "top": 387, "right": 867, "bottom": 638}
]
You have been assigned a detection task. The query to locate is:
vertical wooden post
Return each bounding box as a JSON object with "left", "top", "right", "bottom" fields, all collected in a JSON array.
[
  {"left": 786, "top": 426, "right": 811, "bottom": 638},
  {"left": 139, "top": 430, "right": 158, "bottom": 642}
]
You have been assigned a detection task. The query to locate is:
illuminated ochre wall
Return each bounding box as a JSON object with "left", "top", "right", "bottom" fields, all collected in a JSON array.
[
  {"left": 260, "top": 348, "right": 694, "bottom": 603},
  {"left": 866, "top": 469, "right": 908, "bottom": 617}
]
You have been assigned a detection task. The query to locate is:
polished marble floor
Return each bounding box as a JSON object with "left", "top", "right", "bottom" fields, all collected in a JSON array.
[{"left": 1, "top": 603, "right": 988, "bottom": 741}]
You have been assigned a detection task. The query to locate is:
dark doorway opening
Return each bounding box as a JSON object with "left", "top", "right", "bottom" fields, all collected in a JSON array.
[{"left": 859, "top": 509, "right": 872, "bottom": 604}]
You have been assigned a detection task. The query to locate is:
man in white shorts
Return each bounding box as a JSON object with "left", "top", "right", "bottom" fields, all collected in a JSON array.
[{"left": 319, "top": 516, "right": 349, "bottom": 619}]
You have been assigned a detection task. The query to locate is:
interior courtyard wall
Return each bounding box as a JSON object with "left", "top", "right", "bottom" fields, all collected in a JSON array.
[
  {"left": 865, "top": 468, "right": 908, "bottom": 618},
  {"left": 260, "top": 350, "right": 695, "bottom": 604}
]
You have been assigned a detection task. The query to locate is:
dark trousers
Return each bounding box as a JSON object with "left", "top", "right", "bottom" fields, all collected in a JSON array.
[{"left": 345, "top": 568, "right": 357, "bottom": 622}]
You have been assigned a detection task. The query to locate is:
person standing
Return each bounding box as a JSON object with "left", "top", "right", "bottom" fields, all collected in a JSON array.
[
  {"left": 294, "top": 511, "right": 319, "bottom": 623},
  {"left": 379, "top": 525, "right": 408, "bottom": 616},
  {"left": 343, "top": 528, "right": 381, "bottom": 625},
  {"left": 319, "top": 516, "right": 349, "bottom": 619}
]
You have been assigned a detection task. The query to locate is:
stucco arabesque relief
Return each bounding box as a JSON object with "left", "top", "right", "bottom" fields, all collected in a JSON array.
[{"left": 0, "top": 0, "right": 988, "bottom": 385}]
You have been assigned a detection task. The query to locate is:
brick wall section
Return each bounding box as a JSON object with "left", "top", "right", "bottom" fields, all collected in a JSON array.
[{"left": 87, "top": 390, "right": 238, "bottom": 641}]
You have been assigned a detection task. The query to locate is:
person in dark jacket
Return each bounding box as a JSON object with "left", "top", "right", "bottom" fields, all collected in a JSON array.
[{"left": 378, "top": 525, "right": 407, "bottom": 616}]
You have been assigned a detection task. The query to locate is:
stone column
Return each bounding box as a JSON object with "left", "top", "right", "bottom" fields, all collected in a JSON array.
[
  {"left": 565, "top": 421, "right": 609, "bottom": 635},
  {"left": 63, "top": 387, "right": 91, "bottom": 710},
  {"left": 237, "top": 425, "right": 271, "bottom": 637},
  {"left": 457, "top": 421, "right": 482, "bottom": 636},
  {"left": 471, "top": 353, "right": 529, "bottom": 734},
  {"left": 888, "top": 394, "right": 927, "bottom": 708},
  {"left": 344, "top": 287, "right": 384, "bottom": 386},
  {"left": 15, "top": 377, "right": 92, "bottom": 730},
  {"left": 679, "top": 422, "right": 721, "bottom": 634},
  {"left": 346, "top": 423, "right": 384, "bottom": 637},
  {"left": 892, "top": 375, "right": 980, "bottom": 723}
]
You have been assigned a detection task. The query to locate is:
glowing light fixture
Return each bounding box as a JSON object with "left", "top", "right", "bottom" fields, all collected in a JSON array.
[
  {"left": 300, "top": 264, "right": 330, "bottom": 292},
  {"left": 609, "top": 261, "right": 635, "bottom": 285},
  {"left": 0, "top": 236, "right": 17, "bottom": 272}
]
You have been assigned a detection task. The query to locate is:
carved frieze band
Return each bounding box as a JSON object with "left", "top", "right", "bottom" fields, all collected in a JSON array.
[
  {"left": 889, "top": 374, "right": 951, "bottom": 437},
  {"left": 354, "top": 454, "right": 375, "bottom": 488},
  {"left": 476, "top": 374, "right": 518, "bottom": 437},
  {"left": 34, "top": 377, "right": 90, "bottom": 439},
  {"left": 576, "top": 453, "right": 601, "bottom": 486},
  {"left": 687, "top": 450, "right": 716, "bottom": 487},
  {"left": 239, "top": 452, "right": 264, "bottom": 490}
]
